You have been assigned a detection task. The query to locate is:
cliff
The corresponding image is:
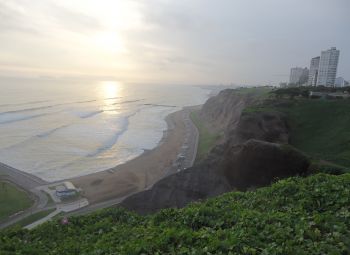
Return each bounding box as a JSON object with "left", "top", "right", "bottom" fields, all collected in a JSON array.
[{"left": 121, "top": 89, "right": 309, "bottom": 214}]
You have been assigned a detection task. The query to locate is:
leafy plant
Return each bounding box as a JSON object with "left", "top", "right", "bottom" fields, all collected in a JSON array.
[{"left": 1, "top": 173, "right": 349, "bottom": 254}]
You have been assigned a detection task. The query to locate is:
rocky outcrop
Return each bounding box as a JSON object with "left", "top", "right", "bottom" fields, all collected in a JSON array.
[{"left": 121, "top": 139, "right": 309, "bottom": 214}]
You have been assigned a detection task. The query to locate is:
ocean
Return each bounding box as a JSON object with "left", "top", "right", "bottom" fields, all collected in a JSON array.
[{"left": 0, "top": 78, "right": 210, "bottom": 181}]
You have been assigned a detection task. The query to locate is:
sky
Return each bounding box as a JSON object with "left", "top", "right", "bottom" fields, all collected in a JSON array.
[{"left": 0, "top": 0, "right": 349, "bottom": 85}]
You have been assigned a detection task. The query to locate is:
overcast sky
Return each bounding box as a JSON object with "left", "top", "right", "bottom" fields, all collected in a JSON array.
[{"left": 0, "top": 0, "right": 349, "bottom": 85}]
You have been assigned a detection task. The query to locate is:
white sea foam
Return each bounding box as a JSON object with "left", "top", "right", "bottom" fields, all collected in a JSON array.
[{"left": 0, "top": 79, "right": 210, "bottom": 181}]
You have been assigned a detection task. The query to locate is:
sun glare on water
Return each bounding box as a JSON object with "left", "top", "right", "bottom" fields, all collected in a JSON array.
[
  {"left": 98, "top": 81, "right": 123, "bottom": 113},
  {"left": 101, "top": 81, "right": 121, "bottom": 99}
]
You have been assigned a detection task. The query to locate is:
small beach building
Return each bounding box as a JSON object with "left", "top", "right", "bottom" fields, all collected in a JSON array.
[{"left": 55, "top": 182, "right": 77, "bottom": 198}]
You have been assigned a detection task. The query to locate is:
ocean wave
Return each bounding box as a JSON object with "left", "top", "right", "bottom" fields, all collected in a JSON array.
[
  {"left": 0, "top": 112, "right": 56, "bottom": 125},
  {"left": 86, "top": 110, "right": 141, "bottom": 157},
  {"left": 0, "top": 100, "right": 50, "bottom": 108},
  {"left": 75, "top": 99, "right": 98, "bottom": 104},
  {"left": 79, "top": 110, "right": 104, "bottom": 119},
  {"left": 143, "top": 103, "right": 177, "bottom": 108},
  {"left": 35, "top": 124, "right": 69, "bottom": 138},
  {"left": 0, "top": 124, "right": 70, "bottom": 151},
  {"left": 105, "top": 97, "right": 121, "bottom": 100},
  {"left": 111, "top": 99, "right": 144, "bottom": 105},
  {"left": 0, "top": 104, "right": 60, "bottom": 115},
  {"left": 0, "top": 97, "right": 131, "bottom": 116}
]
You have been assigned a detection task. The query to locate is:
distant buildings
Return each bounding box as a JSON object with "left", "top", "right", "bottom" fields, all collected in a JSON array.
[
  {"left": 307, "top": 56, "right": 320, "bottom": 86},
  {"left": 284, "top": 47, "right": 343, "bottom": 88},
  {"left": 289, "top": 67, "right": 309, "bottom": 85},
  {"left": 316, "top": 47, "right": 340, "bottom": 87},
  {"left": 279, "top": 82, "right": 288, "bottom": 88}
]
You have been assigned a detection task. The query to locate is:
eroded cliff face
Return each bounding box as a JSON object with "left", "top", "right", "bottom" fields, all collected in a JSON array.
[
  {"left": 120, "top": 89, "right": 309, "bottom": 214},
  {"left": 229, "top": 111, "right": 289, "bottom": 145},
  {"left": 199, "top": 89, "right": 254, "bottom": 135}
]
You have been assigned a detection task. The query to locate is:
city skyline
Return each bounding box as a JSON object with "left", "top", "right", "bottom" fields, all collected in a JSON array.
[{"left": 287, "top": 47, "right": 344, "bottom": 87}]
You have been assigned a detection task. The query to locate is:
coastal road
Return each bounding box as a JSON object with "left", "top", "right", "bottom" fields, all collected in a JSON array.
[
  {"left": 0, "top": 162, "right": 47, "bottom": 190},
  {"left": 166, "top": 107, "right": 199, "bottom": 174},
  {"left": 0, "top": 205, "right": 57, "bottom": 229}
]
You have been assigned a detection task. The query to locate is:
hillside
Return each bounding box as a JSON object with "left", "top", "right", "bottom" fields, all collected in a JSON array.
[
  {"left": 285, "top": 100, "right": 350, "bottom": 168},
  {"left": 245, "top": 96, "right": 350, "bottom": 168},
  {"left": 1, "top": 87, "right": 350, "bottom": 254},
  {"left": 121, "top": 88, "right": 312, "bottom": 213},
  {"left": 121, "top": 87, "right": 350, "bottom": 213},
  {"left": 1, "top": 173, "right": 349, "bottom": 254}
]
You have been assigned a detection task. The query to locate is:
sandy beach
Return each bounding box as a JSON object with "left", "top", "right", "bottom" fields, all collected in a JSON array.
[{"left": 70, "top": 108, "right": 196, "bottom": 204}]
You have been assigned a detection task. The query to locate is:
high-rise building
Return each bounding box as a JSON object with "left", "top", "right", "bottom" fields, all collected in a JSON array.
[
  {"left": 307, "top": 56, "right": 320, "bottom": 86},
  {"left": 316, "top": 47, "right": 340, "bottom": 87},
  {"left": 289, "top": 67, "right": 309, "bottom": 85}
]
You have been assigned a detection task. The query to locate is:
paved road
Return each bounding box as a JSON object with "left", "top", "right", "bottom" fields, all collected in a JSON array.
[
  {"left": 24, "top": 198, "right": 89, "bottom": 229},
  {"left": 0, "top": 205, "right": 57, "bottom": 229},
  {"left": 166, "top": 108, "right": 199, "bottom": 174},
  {"left": 24, "top": 209, "right": 61, "bottom": 230},
  {"left": 0, "top": 162, "right": 47, "bottom": 190}
]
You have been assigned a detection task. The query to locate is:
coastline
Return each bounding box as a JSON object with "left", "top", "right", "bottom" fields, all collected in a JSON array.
[
  {"left": 0, "top": 106, "right": 200, "bottom": 211},
  {"left": 70, "top": 107, "right": 199, "bottom": 204}
]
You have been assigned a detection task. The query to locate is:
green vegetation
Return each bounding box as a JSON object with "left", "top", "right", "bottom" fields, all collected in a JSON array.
[
  {"left": 284, "top": 99, "right": 350, "bottom": 168},
  {"left": 8, "top": 208, "right": 56, "bottom": 228},
  {"left": 0, "top": 182, "right": 33, "bottom": 221},
  {"left": 244, "top": 88, "right": 350, "bottom": 168},
  {"left": 190, "top": 111, "right": 221, "bottom": 162},
  {"left": 1, "top": 173, "right": 349, "bottom": 254},
  {"left": 234, "top": 86, "right": 273, "bottom": 98},
  {"left": 309, "top": 160, "right": 349, "bottom": 175}
]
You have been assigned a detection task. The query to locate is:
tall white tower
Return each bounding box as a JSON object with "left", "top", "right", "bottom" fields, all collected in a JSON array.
[
  {"left": 307, "top": 56, "right": 320, "bottom": 86},
  {"left": 316, "top": 47, "right": 340, "bottom": 87}
]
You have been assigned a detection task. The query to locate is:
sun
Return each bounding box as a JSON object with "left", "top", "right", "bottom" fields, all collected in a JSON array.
[{"left": 93, "top": 32, "right": 126, "bottom": 54}]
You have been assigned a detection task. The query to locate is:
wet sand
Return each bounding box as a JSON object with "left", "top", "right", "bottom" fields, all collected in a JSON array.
[{"left": 70, "top": 109, "right": 191, "bottom": 204}]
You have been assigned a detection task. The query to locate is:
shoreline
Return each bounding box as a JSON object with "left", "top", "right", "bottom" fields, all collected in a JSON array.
[
  {"left": 0, "top": 106, "right": 200, "bottom": 208},
  {"left": 70, "top": 107, "right": 199, "bottom": 204}
]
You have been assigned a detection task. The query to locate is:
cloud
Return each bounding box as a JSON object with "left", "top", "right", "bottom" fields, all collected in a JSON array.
[
  {"left": 0, "top": 2, "right": 40, "bottom": 34},
  {"left": 47, "top": 2, "right": 103, "bottom": 34},
  {"left": 0, "top": 0, "right": 102, "bottom": 36},
  {"left": 0, "top": 0, "right": 349, "bottom": 84}
]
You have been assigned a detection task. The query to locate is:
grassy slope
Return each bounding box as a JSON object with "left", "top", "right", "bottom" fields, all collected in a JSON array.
[
  {"left": 244, "top": 98, "right": 350, "bottom": 168},
  {"left": 1, "top": 173, "right": 349, "bottom": 254},
  {"left": 285, "top": 99, "right": 350, "bottom": 167},
  {"left": 234, "top": 86, "right": 272, "bottom": 98},
  {"left": 0, "top": 182, "right": 33, "bottom": 221},
  {"left": 190, "top": 111, "right": 221, "bottom": 162}
]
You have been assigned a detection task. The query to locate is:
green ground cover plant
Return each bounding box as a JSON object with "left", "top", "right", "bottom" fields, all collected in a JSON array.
[{"left": 1, "top": 173, "right": 349, "bottom": 254}]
